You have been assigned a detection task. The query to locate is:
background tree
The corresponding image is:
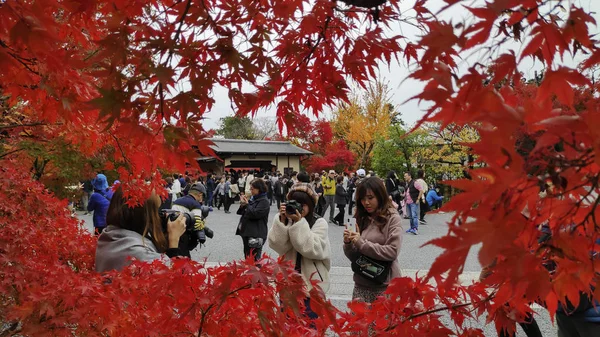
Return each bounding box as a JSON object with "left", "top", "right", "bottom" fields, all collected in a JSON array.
[
  {"left": 304, "top": 140, "right": 356, "bottom": 173},
  {"left": 215, "top": 116, "right": 257, "bottom": 140},
  {"left": 371, "top": 123, "right": 432, "bottom": 170},
  {"left": 18, "top": 139, "right": 116, "bottom": 198},
  {"left": 413, "top": 123, "right": 479, "bottom": 178},
  {"left": 280, "top": 116, "right": 356, "bottom": 172},
  {"left": 331, "top": 81, "right": 399, "bottom": 169},
  {"left": 252, "top": 117, "right": 278, "bottom": 140}
]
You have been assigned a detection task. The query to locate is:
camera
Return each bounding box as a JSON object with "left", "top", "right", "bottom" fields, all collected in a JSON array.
[
  {"left": 159, "top": 206, "right": 213, "bottom": 247},
  {"left": 286, "top": 200, "right": 303, "bottom": 215}
]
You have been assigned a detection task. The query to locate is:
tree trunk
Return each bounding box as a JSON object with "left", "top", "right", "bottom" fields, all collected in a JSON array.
[{"left": 31, "top": 157, "right": 49, "bottom": 181}]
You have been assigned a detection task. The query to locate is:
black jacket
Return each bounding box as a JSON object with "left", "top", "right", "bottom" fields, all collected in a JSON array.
[
  {"left": 385, "top": 178, "right": 398, "bottom": 195},
  {"left": 335, "top": 183, "right": 348, "bottom": 205},
  {"left": 235, "top": 194, "right": 270, "bottom": 240},
  {"left": 274, "top": 181, "right": 284, "bottom": 197},
  {"left": 407, "top": 179, "right": 419, "bottom": 202}
]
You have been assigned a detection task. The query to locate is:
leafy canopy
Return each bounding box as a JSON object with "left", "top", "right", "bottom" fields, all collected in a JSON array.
[{"left": 2, "top": 0, "right": 600, "bottom": 336}]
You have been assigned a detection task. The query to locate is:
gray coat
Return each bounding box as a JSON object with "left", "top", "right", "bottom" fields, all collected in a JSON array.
[{"left": 95, "top": 225, "right": 166, "bottom": 272}]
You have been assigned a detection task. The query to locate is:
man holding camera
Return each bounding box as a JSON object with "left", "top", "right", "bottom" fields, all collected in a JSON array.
[{"left": 172, "top": 183, "right": 214, "bottom": 257}]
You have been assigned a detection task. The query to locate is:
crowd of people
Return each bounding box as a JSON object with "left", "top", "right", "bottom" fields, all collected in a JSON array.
[
  {"left": 85, "top": 167, "right": 446, "bottom": 328},
  {"left": 83, "top": 166, "right": 600, "bottom": 336}
]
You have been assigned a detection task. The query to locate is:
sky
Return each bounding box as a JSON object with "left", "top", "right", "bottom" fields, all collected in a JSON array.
[{"left": 199, "top": 0, "right": 600, "bottom": 131}]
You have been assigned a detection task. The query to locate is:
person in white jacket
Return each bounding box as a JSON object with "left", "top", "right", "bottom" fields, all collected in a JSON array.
[{"left": 268, "top": 183, "right": 331, "bottom": 324}]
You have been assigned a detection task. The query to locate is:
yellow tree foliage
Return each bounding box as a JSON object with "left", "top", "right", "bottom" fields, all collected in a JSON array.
[
  {"left": 331, "top": 81, "right": 398, "bottom": 169},
  {"left": 413, "top": 123, "right": 479, "bottom": 178}
]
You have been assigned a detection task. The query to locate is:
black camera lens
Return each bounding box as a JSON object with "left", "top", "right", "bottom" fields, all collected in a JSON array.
[
  {"left": 204, "top": 227, "right": 214, "bottom": 239},
  {"left": 286, "top": 200, "right": 302, "bottom": 214}
]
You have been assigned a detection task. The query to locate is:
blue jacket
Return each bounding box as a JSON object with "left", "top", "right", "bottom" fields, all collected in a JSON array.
[
  {"left": 207, "top": 178, "right": 215, "bottom": 193},
  {"left": 426, "top": 189, "right": 443, "bottom": 206},
  {"left": 88, "top": 189, "right": 113, "bottom": 228},
  {"left": 173, "top": 194, "right": 202, "bottom": 211}
]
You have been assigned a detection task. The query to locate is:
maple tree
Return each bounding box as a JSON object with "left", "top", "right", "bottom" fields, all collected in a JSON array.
[
  {"left": 280, "top": 117, "right": 356, "bottom": 172},
  {"left": 2, "top": 0, "right": 600, "bottom": 336}
]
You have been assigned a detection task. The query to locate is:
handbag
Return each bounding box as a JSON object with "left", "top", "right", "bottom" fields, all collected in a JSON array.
[
  {"left": 349, "top": 219, "right": 392, "bottom": 285},
  {"left": 351, "top": 255, "right": 392, "bottom": 285},
  {"left": 247, "top": 237, "right": 264, "bottom": 248}
]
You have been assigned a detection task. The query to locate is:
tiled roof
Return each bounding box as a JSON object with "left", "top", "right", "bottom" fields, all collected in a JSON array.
[{"left": 207, "top": 138, "right": 312, "bottom": 155}]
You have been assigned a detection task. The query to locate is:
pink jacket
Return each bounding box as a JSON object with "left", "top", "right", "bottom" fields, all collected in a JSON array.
[{"left": 343, "top": 208, "right": 403, "bottom": 289}]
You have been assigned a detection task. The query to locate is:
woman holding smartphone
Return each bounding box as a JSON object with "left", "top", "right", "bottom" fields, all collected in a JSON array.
[
  {"left": 268, "top": 183, "right": 331, "bottom": 325},
  {"left": 343, "top": 177, "right": 403, "bottom": 303},
  {"left": 236, "top": 179, "right": 270, "bottom": 260}
]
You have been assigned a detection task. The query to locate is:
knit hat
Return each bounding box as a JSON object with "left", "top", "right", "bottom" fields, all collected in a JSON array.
[
  {"left": 286, "top": 182, "right": 319, "bottom": 206},
  {"left": 356, "top": 169, "right": 366, "bottom": 177}
]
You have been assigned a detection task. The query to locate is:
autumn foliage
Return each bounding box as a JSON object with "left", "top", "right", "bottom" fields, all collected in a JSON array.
[
  {"left": 2, "top": 0, "right": 600, "bottom": 336},
  {"left": 283, "top": 117, "right": 356, "bottom": 172}
]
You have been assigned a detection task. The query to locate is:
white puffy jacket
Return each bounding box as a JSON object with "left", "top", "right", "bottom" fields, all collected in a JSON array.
[{"left": 268, "top": 216, "right": 331, "bottom": 293}]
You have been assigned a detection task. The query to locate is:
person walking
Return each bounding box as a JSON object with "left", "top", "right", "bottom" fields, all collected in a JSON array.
[
  {"left": 171, "top": 173, "right": 182, "bottom": 198},
  {"left": 343, "top": 177, "right": 403, "bottom": 303},
  {"left": 322, "top": 170, "right": 337, "bottom": 223},
  {"left": 333, "top": 176, "right": 347, "bottom": 226},
  {"left": 216, "top": 176, "right": 225, "bottom": 210},
  {"left": 236, "top": 179, "right": 270, "bottom": 261},
  {"left": 81, "top": 179, "right": 93, "bottom": 214},
  {"left": 87, "top": 173, "right": 114, "bottom": 235},
  {"left": 348, "top": 169, "right": 366, "bottom": 216},
  {"left": 385, "top": 171, "right": 400, "bottom": 206},
  {"left": 268, "top": 183, "right": 331, "bottom": 326},
  {"left": 223, "top": 176, "right": 232, "bottom": 213},
  {"left": 415, "top": 170, "right": 429, "bottom": 224},
  {"left": 206, "top": 173, "right": 215, "bottom": 210},
  {"left": 244, "top": 170, "right": 255, "bottom": 196},
  {"left": 342, "top": 172, "right": 349, "bottom": 190},
  {"left": 404, "top": 171, "right": 424, "bottom": 235},
  {"left": 274, "top": 175, "right": 286, "bottom": 209},
  {"left": 313, "top": 177, "right": 325, "bottom": 216},
  {"left": 265, "top": 175, "right": 274, "bottom": 205}
]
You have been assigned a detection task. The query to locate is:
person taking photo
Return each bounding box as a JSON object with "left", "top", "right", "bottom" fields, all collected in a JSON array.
[
  {"left": 95, "top": 187, "right": 186, "bottom": 272},
  {"left": 236, "top": 179, "right": 270, "bottom": 260},
  {"left": 268, "top": 183, "right": 331, "bottom": 325}
]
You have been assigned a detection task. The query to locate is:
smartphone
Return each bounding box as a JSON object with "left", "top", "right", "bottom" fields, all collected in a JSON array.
[{"left": 346, "top": 218, "right": 354, "bottom": 232}]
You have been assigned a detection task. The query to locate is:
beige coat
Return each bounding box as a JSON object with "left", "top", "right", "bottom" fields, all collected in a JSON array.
[{"left": 268, "top": 216, "right": 331, "bottom": 293}]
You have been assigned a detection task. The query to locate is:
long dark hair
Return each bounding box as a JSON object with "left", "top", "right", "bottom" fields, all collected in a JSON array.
[
  {"left": 355, "top": 177, "right": 393, "bottom": 232},
  {"left": 106, "top": 187, "right": 168, "bottom": 252},
  {"left": 288, "top": 191, "right": 316, "bottom": 227}
]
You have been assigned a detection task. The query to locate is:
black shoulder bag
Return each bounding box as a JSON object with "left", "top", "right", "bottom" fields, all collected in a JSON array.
[
  {"left": 350, "top": 221, "right": 392, "bottom": 285},
  {"left": 351, "top": 255, "right": 392, "bottom": 285}
]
